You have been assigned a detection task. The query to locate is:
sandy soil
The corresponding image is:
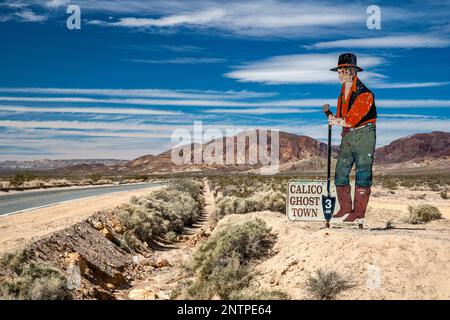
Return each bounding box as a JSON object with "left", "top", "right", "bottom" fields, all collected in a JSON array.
[
  {"left": 369, "top": 186, "right": 450, "bottom": 220},
  {"left": 217, "top": 186, "right": 450, "bottom": 299},
  {"left": 0, "top": 185, "right": 162, "bottom": 254}
]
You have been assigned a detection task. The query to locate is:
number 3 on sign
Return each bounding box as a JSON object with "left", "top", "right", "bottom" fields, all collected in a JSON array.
[{"left": 325, "top": 199, "right": 332, "bottom": 209}]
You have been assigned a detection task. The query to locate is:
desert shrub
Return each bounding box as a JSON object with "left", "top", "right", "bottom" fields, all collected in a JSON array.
[
  {"left": 118, "top": 180, "right": 204, "bottom": 245},
  {"left": 0, "top": 250, "right": 72, "bottom": 300},
  {"left": 381, "top": 179, "right": 397, "bottom": 190},
  {"left": 406, "top": 204, "right": 442, "bottom": 224},
  {"left": 441, "top": 188, "right": 448, "bottom": 200},
  {"left": 119, "top": 231, "right": 143, "bottom": 252},
  {"left": 167, "top": 179, "right": 204, "bottom": 204},
  {"left": 89, "top": 173, "right": 102, "bottom": 183},
  {"left": 0, "top": 180, "right": 12, "bottom": 190},
  {"left": 187, "top": 219, "right": 276, "bottom": 299},
  {"left": 213, "top": 190, "right": 285, "bottom": 221},
  {"left": 231, "top": 290, "right": 290, "bottom": 300},
  {"left": 118, "top": 205, "right": 162, "bottom": 243},
  {"left": 9, "top": 173, "right": 37, "bottom": 187},
  {"left": 164, "top": 231, "right": 178, "bottom": 242},
  {"left": 213, "top": 196, "right": 256, "bottom": 221},
  {"left": 305, "top": 269, "right": 352, "bottom": 300},
  {"left": 251, "top": 190, "right": 286, "bottom": 213},
  {"left": 385, "top": 219, "right": 395, "bottom": 230}
]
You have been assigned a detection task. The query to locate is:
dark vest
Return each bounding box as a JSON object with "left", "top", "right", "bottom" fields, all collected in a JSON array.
[{"left": 339, "top": 78, "right": 377, "bottom": 127}]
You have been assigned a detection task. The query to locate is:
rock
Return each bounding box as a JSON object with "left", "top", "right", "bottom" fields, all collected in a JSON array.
[
  {"left": 157, "top": 291, "right": 170, "bottom": 300},
  {"left": 155, "top": 257, "right": 170, "bottom": 268},
  {"left": 128, "top": 287, "right": 157, "bottom": 300},
  {"left": 100, "top": 227, "right": 113, "bottom": 240},
  {"left": 91, "top": 220, "right": 103, "bottom": 230},
  {"left": 65, "top": 252, "right": 87, "bottom": 275},
  {"left": 111, "top": 219, "right": 124, "bottom": 234},
  {"left": 93, "top": 287, "right": 115, "bottom": 300}
]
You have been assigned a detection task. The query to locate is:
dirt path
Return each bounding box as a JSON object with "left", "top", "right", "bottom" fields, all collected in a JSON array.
[
  {"left": 0, "top": 185, "right": 162, "bottom": 255},
  {"left": 116, "top": 178, "right": 216, "bottom": 300}
]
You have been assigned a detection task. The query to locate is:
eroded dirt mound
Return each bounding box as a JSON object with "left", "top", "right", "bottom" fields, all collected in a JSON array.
[
  {"left": 218, "top": 210, "right": 450, "bottom": 300},
  {"left": 22, "top": 210, "right": 146, "bottom": 299}
]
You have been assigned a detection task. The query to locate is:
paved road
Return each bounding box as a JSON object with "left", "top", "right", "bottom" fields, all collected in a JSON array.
[{"left": 0, "top": 182, "right": 162, "bottom": 216}]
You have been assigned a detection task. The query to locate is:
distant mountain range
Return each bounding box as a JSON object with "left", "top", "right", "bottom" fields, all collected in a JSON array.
[
  {"left": 109, "top": 130, "right": 450, "bottom": 174},
  {"left": 1, "top": 131, "right": 448, "bottom": 175},
  {"left": 0, "top": 159, "right": 127, "bottom": 170}
]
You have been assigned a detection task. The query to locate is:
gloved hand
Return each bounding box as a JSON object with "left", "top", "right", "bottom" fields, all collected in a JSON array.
[
  {"left": 322, "top": 104, "right": 333, "bottom": 117},
  {"left": 328, "top": 115, "right": 349, "bottom": 127}
]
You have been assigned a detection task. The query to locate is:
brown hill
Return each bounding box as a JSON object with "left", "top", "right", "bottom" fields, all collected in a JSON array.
[
  {"left": 374, "top": 131, "right": 450, "bottom": 164},
  {"left": 122, "top": 131, "right": 330, "bottom": 173}
]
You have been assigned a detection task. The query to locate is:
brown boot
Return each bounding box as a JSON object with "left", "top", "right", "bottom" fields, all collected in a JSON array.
[
  {"left": 344, "top": 186, "right": 371, "bottom": 222},
  {"left": 333, "top": 185, "right": 352, "bottom": 218}
]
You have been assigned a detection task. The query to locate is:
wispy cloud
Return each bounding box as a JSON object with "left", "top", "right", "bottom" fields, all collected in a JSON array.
[
  {"left": 99, "top": 9, "right": 226, "bottom": 28},
  {"left": 203, "top": 108, "right": 318, "bottom": 115},
  {"left": 225, "top": 53, "right": 385, "bottom": 85},
  {"left": 125, "top": 57, "right": 226, "bottom": 64},
  {"left": 15, "top": 9, "right": 47, "bottom": 22},
  {"left": 2, "top": 96, "right": 450, "bottom": 108},
  {"left": 84, "top": 1, "right": 369, "bottom": 38},
  {"left": 225, "top": 53, "right": 449, "bottom": 89},
  {"left": 159, "top": 45, "right": 203, "bottom": 53},
  {"left": 0, "top": 105, "right": 183, "bottom": 116},
  {"left": 307, "top": 35, "right": 450, "bottom": 49},
  {"left": 45, "top": 0, "right": 68, "bottom": 8},
  {"left": 0, "top": 87, "right": 276, "bottom": 99},
  {"left": 370, "top": 82, "right": 450, "bottom": 89}
]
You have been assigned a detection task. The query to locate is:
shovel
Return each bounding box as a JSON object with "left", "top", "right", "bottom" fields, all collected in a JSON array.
[{"left": 322, "top": 106, "right": 336, "bottom": 228}]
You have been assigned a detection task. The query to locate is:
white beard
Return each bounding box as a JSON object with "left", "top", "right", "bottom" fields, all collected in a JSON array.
[{"left": 344, "top": 81, "right": 352, "bottom": 99}]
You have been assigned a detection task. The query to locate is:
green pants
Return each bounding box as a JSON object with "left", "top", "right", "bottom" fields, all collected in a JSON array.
[{"left": 335, "top": 123, "right": 376, "bottom": 187}]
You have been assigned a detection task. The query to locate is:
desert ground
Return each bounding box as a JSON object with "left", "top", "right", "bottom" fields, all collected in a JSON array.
[
  {"left": 0, "top": 185, "right": 162, "bottom": 255},
  {"left": 0, "top": 176, "right": 449, "bottom": 300},
  {"left": 111, "top": 180, "right": 450, "bottom": 300}
]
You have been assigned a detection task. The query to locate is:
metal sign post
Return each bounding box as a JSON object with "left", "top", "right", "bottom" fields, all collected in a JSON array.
[
  {"left": 322, "top": 118, "right": 336, "bottom": 228},
  {"left": 285, "top": 106, "right": 338, "bottom": 226}
]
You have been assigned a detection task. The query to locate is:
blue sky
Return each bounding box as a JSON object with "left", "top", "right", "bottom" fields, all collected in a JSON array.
[{"left": 0, "top": 0, "right": 449, "bottom": 160}]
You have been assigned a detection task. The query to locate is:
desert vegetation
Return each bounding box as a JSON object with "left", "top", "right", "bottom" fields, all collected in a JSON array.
[
  {"left": 305, "top": 269, "right": 353, "bottom": 300},
  {"left": 185, "top": 218, "right": 282, "bottom": 300},
  {"left": 0, "top": 173, "right": 159, "bottom": 192},
  {"left": 374, "top": 173, "right": 450, "bottom": 192},
  {"left": 117, "top": 179, "right": 204, "bottom": 249},
  {"left": 0, "top": 178, "right": 205, "bottom": 300},
  {"left": 208, "top": 176, "right": 288, "bottom": 222},
  {"left": 0, "top": 250, "right": 72, "bottom": 300},
  {"left": 405, "top": 204, "right": 442, "bottom": 224}
]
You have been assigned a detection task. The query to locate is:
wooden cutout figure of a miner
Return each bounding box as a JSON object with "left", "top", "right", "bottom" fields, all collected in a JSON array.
[{"left": 323, "top": 53, "right": 377, "bottom": 223}]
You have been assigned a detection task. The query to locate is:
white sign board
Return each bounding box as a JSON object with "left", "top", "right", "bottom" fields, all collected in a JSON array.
[{"left": 286, "top": 180, "right": 340, "bottom": 222}]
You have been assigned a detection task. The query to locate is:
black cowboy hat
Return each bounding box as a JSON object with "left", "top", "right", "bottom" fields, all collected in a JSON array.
[{"left": 330, "top": 53, "right": 363, "bottom": 72}]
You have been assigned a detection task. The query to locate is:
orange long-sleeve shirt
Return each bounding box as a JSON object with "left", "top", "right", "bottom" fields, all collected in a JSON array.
[{"left": 336, "top": 76, "right": 376, "bottom": 128}]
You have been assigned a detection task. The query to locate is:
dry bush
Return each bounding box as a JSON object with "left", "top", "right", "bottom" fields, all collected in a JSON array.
[
  {"left": 406, "top": 204, "right": 442, "bottom": 224},
  {"left": 0, "top": 250, "right": 72, "bottom": 300},
  {"left": 231, "top": 290, "right": 289, "bottom": 300},
  {"left": 305, "top": 269, "right": 352, "bottom": 300},
  {"left": 118, "top": 179, "right": 204, "bottom": 244},
  {"left": 213, "top": 190, "right": 285, "bottom": 221},
  {"left": 187, "top": 219, "right": 276, "bottom": 299},
  {"left": 0, "top": 181, "right": 12, "bottom": 190}
]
